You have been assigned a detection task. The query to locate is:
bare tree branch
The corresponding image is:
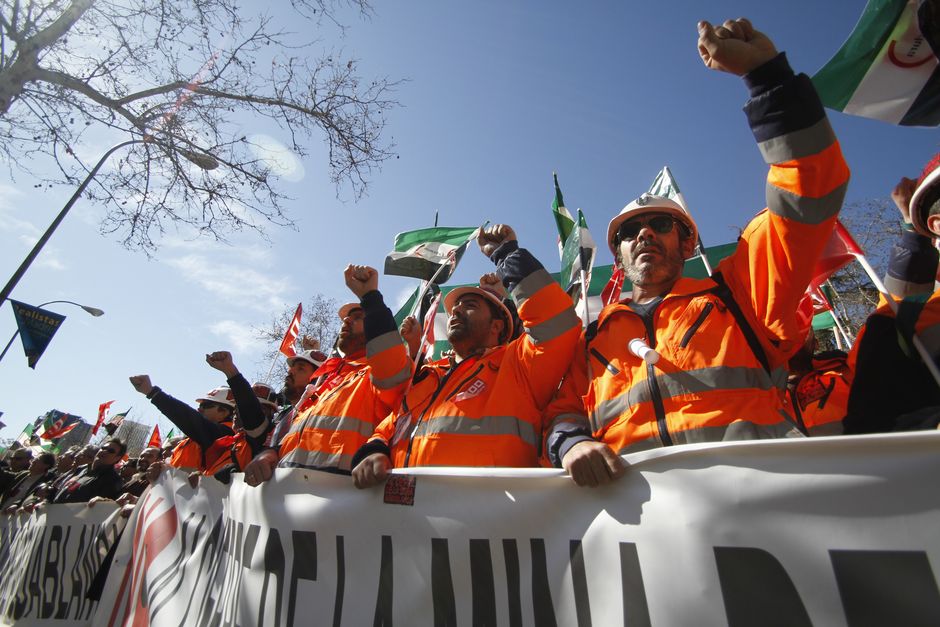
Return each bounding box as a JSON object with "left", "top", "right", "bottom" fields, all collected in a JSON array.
[{"left": 0, "top": 0, "right": 398, "bottom": 251}]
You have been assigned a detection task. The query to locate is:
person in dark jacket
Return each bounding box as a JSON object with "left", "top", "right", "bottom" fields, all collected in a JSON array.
[
  {"left": 1, "top": 452, "right": 56, "bottom": 511},
  {"left": 51, "top": 439, "right": 125, "bottom": 504},
  {"left": 129, "top": 375, "right": 237, "bottom": 472}
]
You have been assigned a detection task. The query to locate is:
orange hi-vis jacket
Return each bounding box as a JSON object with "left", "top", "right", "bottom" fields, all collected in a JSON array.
[
  {"left": 786, "top": 353, "right": 852, "bottom": 436},
  {"left": 277, "top": 292, "right": 412, "bottom": 474},
  {"left": 360, "top": 245, "right": 580, "bottom": 468},
  {"left": 546, "top": 55, "right": 850, "bottom": 464},
  {"left": 169, "top": 417, "right": 238, "bottom": 473}
]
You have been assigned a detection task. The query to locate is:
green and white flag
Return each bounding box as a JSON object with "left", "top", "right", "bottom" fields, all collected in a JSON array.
[
  {"left": 552, "top": 173, "right": 596, "bottom": 297},
  {"left": 14, "top": 422, "right": 34, "bottom": 447},
  {"left": 813, "top": 0, "right": 940, "bottom": 126},
  {"left": 384, "top": 226, "right": 480, "bottom": 284},
  {"left": 648, "top": 166, "right": 713, "bottom": 274},
  {"left": 551, "top": 172, "right": 575, "bottom": 257}
]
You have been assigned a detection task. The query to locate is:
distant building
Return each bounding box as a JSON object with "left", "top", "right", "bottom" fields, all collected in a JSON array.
[
  {"left": 56, "top": 420, "right": 93, "bottom": 450},
  {"left": 113, "top": 420, "right": 151, "bottom": 457}
]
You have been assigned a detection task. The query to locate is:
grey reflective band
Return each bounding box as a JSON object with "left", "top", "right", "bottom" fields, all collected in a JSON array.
[
  {"left": 546, "top": 412, "right": 591, "bottom": 431},
  {"left": 372, "top": 363, "right": 412, "bottom": 390},
  {"left": 616, "top": 420, "right": 794, "bottom": 455},
  {"left": 412, "top": 414, "right": 539, "bottom": 449},
  {"left": 757, "top": 118, "right": 836, "bottom": 164},
  {"left": 278, "top": 450, "right": 354, "bottom": 471},
  {"left": 286, "top": 413, "right": 375, "bottom": 438},
  {"left": 527, "top": 307, "right": 581, "bottom": 344},
  {"left": 766, "top": 180, "right": 847, "bottom": 225},
  {"left": 511, "top": 269, "right": 554, "bottom": 307},
  {"left": 593, "top": 365, "right": 785, "bottom": 431},
  {"left": 884, "top": 275, "right": 935, "bottom": 300},
  {"left": 367, "top": 330, "right": 404, "bottom": 357}
]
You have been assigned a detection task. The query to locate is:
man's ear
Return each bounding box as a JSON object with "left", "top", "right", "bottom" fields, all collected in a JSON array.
[
  {"left": 681, "top": 234, "right": 697, "bottom": 258},
  {"left": 491, "top": 317, "right": 506, "bottom": 344},
  {"left": 926, "top": 213, "right": 940, "bottom": 239}
]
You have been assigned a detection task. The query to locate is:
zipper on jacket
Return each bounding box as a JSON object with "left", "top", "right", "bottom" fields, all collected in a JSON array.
[
  {"left": 640, "top": 313, "right": 672, "bottom": 447},
  {"left": 402, "top": 359, "right": 478, "bottom": 467},
  {"left": 590, "top": 348, "right": 620, "bottom": 375},
  {"left": 679, "top": 302, "right": 714, "bottom": 348}
]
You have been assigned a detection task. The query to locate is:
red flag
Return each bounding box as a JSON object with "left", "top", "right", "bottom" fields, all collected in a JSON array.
[
  {"left": 93, "top": 400, "right": 115, "bottom": 435},
  {"left": 41, "top": 412, "right": 79, "bottom": 440},
  {"left": 796, "top": 220, "right": 863, "bottom": 334},
  {"left": 601, "top": 266, "right": 625, "bottom": 306},
  {"left": 812, "top": 220, "right": 863, "bottom": 282},
  {"left": 279, "top": 303, "right": 303, "bottom": 358},
  {"left": 420, "top": 293, "right": 441, "bottom": 360},
  {"left": 147, "top": 424, "right": 162, "bottom": 448}
]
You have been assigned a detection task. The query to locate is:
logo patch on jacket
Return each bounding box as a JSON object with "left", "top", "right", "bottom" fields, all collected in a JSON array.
[
  {"left": 453, "top": 378, "right": 487, "bottom": 403},
  {"left": 796, "top": 376, "right": 836, "bottom": 411},
  {"left": 390, "top": 412, "right": 412, "bottom": 447},
  {"left": 384, "top": 475, "right": 416, "bottom": 506}
]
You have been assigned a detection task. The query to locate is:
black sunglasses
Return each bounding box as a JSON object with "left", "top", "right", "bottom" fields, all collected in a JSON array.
[
  {"left": 199, "top": 401, "right": 219, "bottom": 410},
  {"left": 618, "top": 215, "right": 676, "bottom": 241},
  {"left": 102, "top": 448, "right": 121, "bottom": 455}
]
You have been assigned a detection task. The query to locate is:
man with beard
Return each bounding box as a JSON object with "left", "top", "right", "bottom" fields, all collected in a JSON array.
[
  {"left": 545, "top": 17, "right": 850, "bottom": 486},
  {"left": 243, "top": 289, "right": 412, "bottom": 481},
  {"left": 204, "top": 349, "right": 323, "bottom": 453},
  {"left": 351, "top": 224, "right": 580, "bottom": 488}
]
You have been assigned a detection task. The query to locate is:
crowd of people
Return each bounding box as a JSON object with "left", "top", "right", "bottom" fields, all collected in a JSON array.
[{"left": 3, "top": 17, "right": 940, "bottom": 513}]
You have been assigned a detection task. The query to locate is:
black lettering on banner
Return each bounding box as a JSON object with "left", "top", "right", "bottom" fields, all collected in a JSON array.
[
  {"left": 40, "top": 524, "right": 64, "bottom": 618},
  {"left": 714, "top": 546, "right": 812, "bottom": 627},
  {"left": 53, "top": 524, "right": 74, "bottom": 619},
  {"left": 619, "top": 542, "right": 652, "bottom": 627},
  {"left": 333, "top": 535, "right": 345, "bottom": 627},
  {"left": 569, "top": 540, "right": 592, "bottom": 627},
  {"left": 261, "top": 528, "right": 285, "bottom": 627},
  {"left": 373, "top": 535, "right": 394, "bottom": 627},
  {"left": 240, "top": 523, "right": 261, "bottom": 623},
  {"left": 469, "top": 539, "right": 496, "bottom": 627},
  {"left": 224, "top": 521, "right": 246, "bottom": 624},
  {"left": 502, "top": 539, "right": 522, "bottom": 627},
  {"left": 431, "top": 538, "right": 457, "bottom": 627},
  {"left": 530, "top": 539, "right": 558, "bottom": 627},
  {"left": 64, "top": 524, "right": 92, "bottom": 620},
  {"left": 12, "top": 525, "right": 40, "bottom": 619},
  {"left": 198, "top": 516, "right": 235, "bottom": 627},
  {"left": 287, "top": 530, "right": 317, "bottom": 627},
  {"left": 185, "top": 515, "right": 224, "bottom": 623},
  {"left": 830, "top": 549, "right": 940, "bottom": 627},
  {"left": 151, "top": 513, "right": 208, "bottom": 621},
  {"left": 24, "top": 527, "right": 48, "bottom": 618}
]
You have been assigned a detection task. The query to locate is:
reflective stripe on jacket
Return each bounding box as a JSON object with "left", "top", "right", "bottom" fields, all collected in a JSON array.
[
  {"left": 277, "top": 292, "right": 412, "bottom": 474},
  {"left": 546, "top": 55, "right": 850, "bottom": 464},
  {"left": 368, "top": 250, "right": 580, "bottom": 468}
]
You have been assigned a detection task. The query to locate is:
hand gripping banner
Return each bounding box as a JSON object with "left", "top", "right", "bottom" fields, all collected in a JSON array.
[{"left": 91, "top": 432, "right": 940, "bottom": 627}]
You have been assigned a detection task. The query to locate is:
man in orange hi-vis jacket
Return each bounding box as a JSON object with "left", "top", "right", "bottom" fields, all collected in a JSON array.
[
  {"left": 242, "top": 267, "right": 413, "bottom": 482},
  {"left": 351, "top": 224, "right": 581, "bottom": 488},
  {"left": 545, "top": 17, "right": 850, "bottom": 487}
]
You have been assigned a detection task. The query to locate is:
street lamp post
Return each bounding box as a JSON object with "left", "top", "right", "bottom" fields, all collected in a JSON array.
[
  {"left": 0, "top": 300, "right": 105, "bottom": 364},
  {"left": 0, "top": 138, "right": 219, "bottom": 307}
]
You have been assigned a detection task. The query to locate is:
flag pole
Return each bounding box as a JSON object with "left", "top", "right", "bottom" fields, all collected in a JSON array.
[
  {"left": 264, "top": 353, "right": 282, "bottom": 387},
  {"left": 823, "top": 280, "right": 855, "bottom": 346},
  {"left": 852, "top": 252, "right": 940, "bottom": 388}
]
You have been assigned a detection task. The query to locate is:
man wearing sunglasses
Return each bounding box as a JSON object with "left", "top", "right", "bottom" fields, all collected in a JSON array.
[
  {"left": 51, "top": 439, "right": 126, "bottom": 504},
  {"left": 129, "top": 375, "right": 238, "bottom": 474},
  {"left": 546, "top": 17, "right": 850, "bottom": 486}
]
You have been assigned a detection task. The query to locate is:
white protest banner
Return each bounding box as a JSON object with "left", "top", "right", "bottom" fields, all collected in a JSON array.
[
  {"left": 96, "top": 432, "right": 940, "bottom": 626},
  {"left": 0, "top": 502, "right": 123, "bottom": 627}
]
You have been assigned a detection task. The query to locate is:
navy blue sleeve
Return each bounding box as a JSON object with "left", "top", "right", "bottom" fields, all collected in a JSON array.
[
  {"left": 490, "top": 241, "right": 544, "bottom": 294},
  {"left": 743, "top": 53, "right": 825, "bottom": 142},
  {"left": 361, "top": 289, "right": 398, "bottom": 342},
  {"left": 151, "top": 390, "right": 233, "bottom": 448}
]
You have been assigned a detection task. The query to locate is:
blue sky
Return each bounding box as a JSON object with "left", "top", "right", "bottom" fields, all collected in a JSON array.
[{"left": 1, "top": 1, "right": 937, "bottom": 440}]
